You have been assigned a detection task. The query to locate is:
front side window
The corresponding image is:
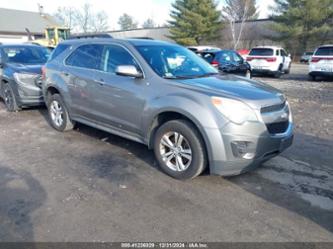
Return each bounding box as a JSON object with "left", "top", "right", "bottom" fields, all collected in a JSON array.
[
  {"left": 102, "top": 45, "right": 139, "bottom": 73},
  {"left": 3, "top": 46, "right": 50, "bottom": 64},
  {"left": 47, "top": 29, "right": 55, "bottom": 40},
  {"left": 136, "top": 45, "right": 217, "bottom": 79},
  {"left": 49, "top": 44, "right": 70, "bottom": 61},
  {"left": 65, "top": 44, "right": 104, "bottom": 70}
]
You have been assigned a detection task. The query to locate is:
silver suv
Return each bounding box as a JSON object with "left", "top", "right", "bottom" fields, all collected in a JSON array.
[{"left": 43, "top": 39, "right": 294, "bottom": 179}]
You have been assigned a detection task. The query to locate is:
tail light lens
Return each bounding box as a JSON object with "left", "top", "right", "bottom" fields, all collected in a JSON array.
[
  {"left": 211, "top": 60, "right": 219, "bottom": 67},
  {"left": 311, "top": 57, "right": 333, "bottom": 63},
  {"left": 246, "top": 57, "right": 254, "bottom": 61},
  {"left": 266, "top": 57, "right": 277, "bottom": 62}
]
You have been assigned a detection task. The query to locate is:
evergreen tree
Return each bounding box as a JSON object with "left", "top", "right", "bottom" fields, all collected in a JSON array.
[
  {"left": 270, "top": 0, "right": 333, "bottom": 52},
  {"left": 168, "top": 0, "right": 222, "bottom": 45},
  {"left": 143, "top": 18, "right": 156, "bottom": 28},
  {"left": 118, "top": 14, "right": 138, "bottom": 30}
]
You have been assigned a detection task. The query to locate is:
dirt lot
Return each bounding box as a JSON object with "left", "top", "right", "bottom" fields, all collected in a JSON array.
[{"left": 0, "top": 64, "right": 332, "bottom": 242}]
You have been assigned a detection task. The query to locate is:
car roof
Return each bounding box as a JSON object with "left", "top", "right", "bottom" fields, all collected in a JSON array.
[
  {"left": 0, "top": 43, "right": 43, "bottom": 48},
  {"left": 252, "top": 46, "right": 283, "bottom": 50},
  {"left": 60, "top": 38, "right": 175, "bottom": 47},
  {"left": 317, "top": 44, "right": 333, "bottom": 48}
]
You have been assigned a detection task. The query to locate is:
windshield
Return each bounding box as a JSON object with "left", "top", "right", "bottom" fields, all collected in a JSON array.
[
  {"left": 58, "top": 29, "right": 70, "bottom": 41},
  {"left": 4, "top": 46, "right": 50, "bottom": 64},
  {"left": 305, "top": 52, "right": 313, "bottom": 56},
  {"left": 249, "top": 48, "right": 274, "bottom": 56},
  {"left": 136, "top": 45, "right": 218, "bottom": 79},
  {"left": 315, "top": 47, "right": 333, "bottom": 56}
]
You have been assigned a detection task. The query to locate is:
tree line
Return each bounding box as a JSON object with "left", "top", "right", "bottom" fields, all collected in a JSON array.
[{"left": 55, "top": 0, "right": 333, "bottom": 53}]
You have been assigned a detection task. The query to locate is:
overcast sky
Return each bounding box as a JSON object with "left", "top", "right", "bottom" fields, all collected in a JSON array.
[{"left": 0, "top": 0, "right": 275, "bottom": 30}]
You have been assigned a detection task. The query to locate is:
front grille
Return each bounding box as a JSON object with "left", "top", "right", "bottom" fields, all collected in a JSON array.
[
  {"left": 266, "top": 121, "right": 289, "bottom": 134},
  {"left": 261, "top": 101, "right": 286, "bottom": 113}
]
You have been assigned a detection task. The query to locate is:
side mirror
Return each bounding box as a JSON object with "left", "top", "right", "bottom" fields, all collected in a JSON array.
[
  {"left": 288, "top": 53, "right": 291, "bottom": 57},
  {"left": 115, "top": 65, "right": 143, "bottom": 78}
]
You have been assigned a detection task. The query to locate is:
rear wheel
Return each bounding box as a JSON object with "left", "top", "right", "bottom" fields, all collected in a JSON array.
[
  {"left": 245, "top": 70, "right": 251, "bottom": 79},
  {"left": 47, "top": 94, "right": 74, "bottom": 132},
  {"left": 154, "top": 120, "right": 207, "bottom": 180},
  {"left": 274, "top": 65, "right": 283, "bottom": 78},
  {"left": 2, "top": 83, "right": 20, "bottom": 112},
  {"left": 285, "top": 63, "right": 291, "bottom": 74}
]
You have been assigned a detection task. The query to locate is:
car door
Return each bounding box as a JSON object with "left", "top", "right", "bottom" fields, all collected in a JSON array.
[
  {"left": 281, "top": 49, "right": 291, "bottom": 70},
  {"left": 232, "top": 51, "right": 248, "bottom": 76},
  {"left": 64, "top": 44, "right": 104, "bottom": 118},
  {"left": 88, "top": 43, "right": 147, "bottom": 137}
]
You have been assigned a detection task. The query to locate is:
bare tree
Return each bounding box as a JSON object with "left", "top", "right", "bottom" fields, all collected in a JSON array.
[
  {"left": 222, "top": 0, "right": 259, "bottom": 49},
  {"left": 54, "top": 6, "right": 78, "bottom": 31},
  {"left": 91, "top": 11, "right": 109, "bottom": 32},
  {"left": 54, "top": 4, "right": 109, "bottom": 33}
]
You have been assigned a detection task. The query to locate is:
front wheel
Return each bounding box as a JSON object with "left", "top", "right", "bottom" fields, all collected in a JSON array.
[
  {"left": 47, "top": 94, "right": 74, "bottom": 132},
  {"left": 2, "top": 83, "right": 20, "bottom": 112},
  {"left": 154, "top": 120, "right": 207, "bottom": 180}
]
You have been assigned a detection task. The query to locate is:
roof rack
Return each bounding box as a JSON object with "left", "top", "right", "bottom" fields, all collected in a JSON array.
[
  {"left": 69, "top": 33, "right": 113, "bottom": 40},
  {"left": 129, "top": 37, "right": 154, "bottom": 40}
]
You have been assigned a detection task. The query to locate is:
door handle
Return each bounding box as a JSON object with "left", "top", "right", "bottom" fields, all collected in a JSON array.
[{"left": 94, "top": 79, "right": 105, "bottom": 86}]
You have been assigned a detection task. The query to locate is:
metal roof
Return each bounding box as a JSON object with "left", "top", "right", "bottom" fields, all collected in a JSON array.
[{"left": 0, "top": 8, "right": 60, "bottom": 34}]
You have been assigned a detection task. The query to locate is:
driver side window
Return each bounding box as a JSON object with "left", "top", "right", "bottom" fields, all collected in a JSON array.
[{"left": 102, "top": 45, "right": 139, "bottom": 74}]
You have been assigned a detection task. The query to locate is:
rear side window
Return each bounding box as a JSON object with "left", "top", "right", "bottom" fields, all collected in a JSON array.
[
  {"left": 66, "top": 44, "right": 104, "bottom": 70},
  {"left": 200, "top": 52, "right": 216, "bottom": 63},
  {"left": 315, "top": 47, "right": 333, "bottom": 56},
  {"left": 102, "top": 45, "right": 139, "bottom": 73},
  {"left": 49, "top": 44, "right": 70, "bottom": 61},
  {"left": 249, "top": 48, "right": 274, "bottom": 56}
]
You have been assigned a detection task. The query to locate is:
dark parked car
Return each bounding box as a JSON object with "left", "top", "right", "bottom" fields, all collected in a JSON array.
[
  {"left": 43, "top": 38, "right": 293, "bottom": 180},
  {"left": 0, "top": 44, "right": 50, "bottom": 111},
  {"left": 199, "top": 50, "right": 252, "bottom": 78}
]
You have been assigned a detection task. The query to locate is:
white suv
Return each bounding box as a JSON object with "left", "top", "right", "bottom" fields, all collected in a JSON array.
[
  {"left": 309, "top": 45, "right": 333, "bottom": 81},
  {"left": 247, "top": 46, "right": 292, "bottom": 78}
]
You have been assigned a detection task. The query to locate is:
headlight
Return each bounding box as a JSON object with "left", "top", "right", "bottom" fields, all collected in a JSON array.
[
  {"left": 14, "top": 73, "right": 40, "bottom": 88},
  {"left": 211, "top": 96, "right": 258, "bottom": 124}
]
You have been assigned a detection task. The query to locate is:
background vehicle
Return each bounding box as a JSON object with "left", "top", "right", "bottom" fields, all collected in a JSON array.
[
  {"left": 199, "top": 49, "right": 252, "bottom": 78},
  {"left": 0, "top": 44, "right": 50, "bottom": 111},
  {"left": 247, "top": 46, "right": 292, "bottom": 78},
  {"left": 43, "top": 38, "right": 293, "bottom": 180},
  {"left": 309, "top": 45, "right": 333, "bottom": 81},
  {"left": 300, "top": 51, "right": 313, "bottom": 63},
  {"left": 29, "top": 27, "right": 70, "bottom": 49}
]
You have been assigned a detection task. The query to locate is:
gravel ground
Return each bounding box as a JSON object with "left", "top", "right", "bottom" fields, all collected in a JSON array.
[{"left": 0, "top": 64, "right": 332, "bottom": 242}]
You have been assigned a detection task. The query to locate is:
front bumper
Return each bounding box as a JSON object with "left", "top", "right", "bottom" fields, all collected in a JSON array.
[
  {"left": 10, "top": 79, "right": 44, "bottom": 106},
  {"left": 206, "top": 121, "right": 294, "bottom": 176}
]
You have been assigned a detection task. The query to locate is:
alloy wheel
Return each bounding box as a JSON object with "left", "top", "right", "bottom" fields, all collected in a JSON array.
[
  {"left": 50, "top": 100, "right": 64, "bottom": 127},
  {"left": 159, "top": 131, "right": 192, "bottom": 172}
]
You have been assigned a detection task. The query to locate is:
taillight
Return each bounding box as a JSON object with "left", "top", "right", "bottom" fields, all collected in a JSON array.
[
  {"left": 311, "top": 57, "right": 333, "bottom": 63},
  {"left": 41, "top": 66, "right": 46, "bottom": 80},
  {"left": 211, "top": 60, "right": 219, "bottom": 67},
  {"left": 266, "top": 57, "right": 277, "bottom": 62},
  {"left": 246, "top": 57, "right": 254, "bottom": 61}
]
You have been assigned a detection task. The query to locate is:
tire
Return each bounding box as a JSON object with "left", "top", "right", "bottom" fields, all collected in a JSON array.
[
  {"left": 309, "top": 74, "right": 316, "bottom": 81},
  {"left": 274, "top": 65, "right": 283, "bottom": 78},
  {"left": 47, "top": 94, "right": 74, "bottom": 132},
  {"left": 245, "top": 70, "right": 252, "bottom": 79},
  {"left": 153, "top": 119, "right": 207, "bottom": 180},
  {"left": 1, "top": 83, "right": 20, "bottom": 112},
  {"left": 285, "top": 63, "right": 291, "bottom": 74}
]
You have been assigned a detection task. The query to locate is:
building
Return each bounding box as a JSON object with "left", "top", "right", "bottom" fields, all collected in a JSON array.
[{"left": 0, "top": 8, "right": 60, "bottom": 43}]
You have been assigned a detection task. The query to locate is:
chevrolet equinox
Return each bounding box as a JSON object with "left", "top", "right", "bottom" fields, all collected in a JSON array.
[{"left": 43, "top": 39, "right": 294, "bottom": 179}]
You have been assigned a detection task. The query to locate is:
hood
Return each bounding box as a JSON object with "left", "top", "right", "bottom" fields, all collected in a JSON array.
[
  {"left": 175, "top": 74, "right": 285, "bottom": 109},
  {"left": 8, "top": 63, "right": 43, "bottom": 75}
]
